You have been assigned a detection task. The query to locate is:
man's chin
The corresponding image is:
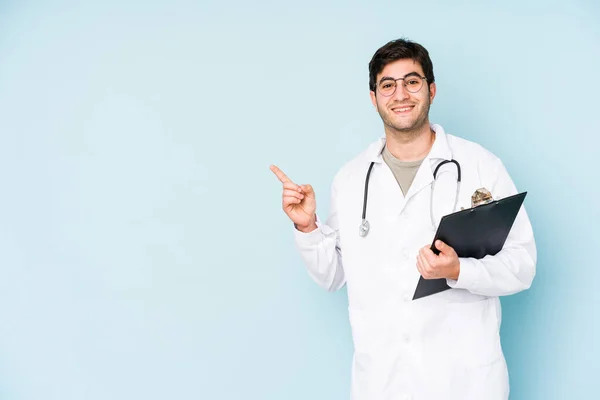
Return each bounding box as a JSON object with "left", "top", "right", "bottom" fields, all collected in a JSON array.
[
  {"left": 389, "top": 115, "right": 429, "bottom": 132},
  {"left": 388, "top": 121, "right": 418, "bottom": 132}
]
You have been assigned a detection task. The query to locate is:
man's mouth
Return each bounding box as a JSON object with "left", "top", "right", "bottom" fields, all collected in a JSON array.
[{"left": 391, "top": 105, "right": 415, "bottom": 114}]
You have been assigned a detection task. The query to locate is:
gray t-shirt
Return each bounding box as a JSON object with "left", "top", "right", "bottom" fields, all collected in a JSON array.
[{"left": 382, "top": 145, "right": 424, "bottom": 196}]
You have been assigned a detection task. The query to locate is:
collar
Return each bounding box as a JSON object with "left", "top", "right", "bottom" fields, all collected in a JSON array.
[{"left": 366, "top": 123, "right": 453, "bottom": 164}]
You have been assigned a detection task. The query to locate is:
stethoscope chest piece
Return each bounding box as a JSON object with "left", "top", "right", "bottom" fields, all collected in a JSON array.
[{"left": 359, "top": 219, "right": 370, "bottom": 237}]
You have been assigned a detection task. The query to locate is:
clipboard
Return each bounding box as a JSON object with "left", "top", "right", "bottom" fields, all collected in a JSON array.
[{"left": 412, "top": 191, "right": 527, "bottom": 300}]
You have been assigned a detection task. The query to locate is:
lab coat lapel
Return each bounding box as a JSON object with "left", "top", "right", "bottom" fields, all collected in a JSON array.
[
  {"left": 366, "top": 138, "right": 406, "bottom": 217},
  {"left": 404, "top": 125, "right": 453, "bottom": 203},
  {"left": 404, "top": 159, "right": 434, "bottom": 203}
]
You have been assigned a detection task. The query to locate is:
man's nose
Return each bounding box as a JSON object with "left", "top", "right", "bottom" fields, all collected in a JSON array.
[{"left": 392, "top": 81, "right": 410, "bottom": 101}]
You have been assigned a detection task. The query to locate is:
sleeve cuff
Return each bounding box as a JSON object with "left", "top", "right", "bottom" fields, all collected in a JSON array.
[
  {"left": 447, "top": 257, "right": 479, "bottom": 290},
  {"left": 293, "top": 214, "right": 328, "bottom": 247}
]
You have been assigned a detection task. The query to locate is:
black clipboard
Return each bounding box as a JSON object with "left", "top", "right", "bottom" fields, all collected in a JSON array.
[{"left": 412, "top": 191, "right": 527, "bottom": 300}]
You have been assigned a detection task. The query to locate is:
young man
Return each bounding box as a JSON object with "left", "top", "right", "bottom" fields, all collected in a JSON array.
[{"left": 271, "top": 38, "right": 536, "bottom": 400}]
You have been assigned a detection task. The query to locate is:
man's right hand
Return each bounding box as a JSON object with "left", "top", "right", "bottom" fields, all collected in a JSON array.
[{"left": 270, "top": 165, "right": 317, "bottom": 233}]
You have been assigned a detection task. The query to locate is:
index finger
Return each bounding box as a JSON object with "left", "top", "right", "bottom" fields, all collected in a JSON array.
[{"left": 270, "top": 164, "right": 292, "bottom": 183}]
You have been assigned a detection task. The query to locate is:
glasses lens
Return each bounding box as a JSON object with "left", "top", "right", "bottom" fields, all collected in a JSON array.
[
  {"left": 378, "top": 80, "right": 396, "bottom": 96},
  {"left": 405, "top": 76, "right": 423, "bottom": 93}
]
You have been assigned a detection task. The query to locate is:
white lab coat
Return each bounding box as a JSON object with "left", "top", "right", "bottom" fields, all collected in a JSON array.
[{"left": 293, "top": 124, "right": 536, "bottom": 400}]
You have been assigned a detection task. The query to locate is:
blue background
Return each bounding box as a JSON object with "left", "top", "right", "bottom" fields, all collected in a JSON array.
[{"left": 0, "top": 0, "right": 598, "bottom": 399}]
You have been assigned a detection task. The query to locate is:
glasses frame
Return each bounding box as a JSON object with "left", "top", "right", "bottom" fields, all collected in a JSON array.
[{"left": 376, "top": 73, "right": 428, "bottom": 97}]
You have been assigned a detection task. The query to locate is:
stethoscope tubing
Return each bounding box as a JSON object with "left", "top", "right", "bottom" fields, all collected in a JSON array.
[{"left": 359, "top": 159, "right": 461, "bottom": 237}]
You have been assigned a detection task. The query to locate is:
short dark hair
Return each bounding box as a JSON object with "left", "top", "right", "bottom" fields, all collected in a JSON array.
[{"left": 368, "top": 38, "right": 435, "bottom": 92}]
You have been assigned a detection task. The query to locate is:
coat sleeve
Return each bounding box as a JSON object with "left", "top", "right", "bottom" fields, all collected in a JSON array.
[
  {"left": 293, "top": 180, "right": 345, "bottom": 292},
  {"left": 446, "top": 158, "right": 537, "bottom": 297}
]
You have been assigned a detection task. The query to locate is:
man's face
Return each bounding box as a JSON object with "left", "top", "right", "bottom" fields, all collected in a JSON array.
[{"left": 370, "top": 59, "right": 436, "bottom": 134}]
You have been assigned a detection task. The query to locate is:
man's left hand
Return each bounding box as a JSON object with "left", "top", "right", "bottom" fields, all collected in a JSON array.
[{"left": 416, "top": 240, "right": 460, "bottom": 280}]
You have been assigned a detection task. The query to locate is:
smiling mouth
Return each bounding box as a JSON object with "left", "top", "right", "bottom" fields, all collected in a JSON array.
[{"left": 391, "top": 105, "right": 415, "bottom": 114}]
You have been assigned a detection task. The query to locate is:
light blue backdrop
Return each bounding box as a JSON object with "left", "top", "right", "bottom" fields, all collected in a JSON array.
[{"left": 0, "top": 0, "right": 598, "bottom": 399}]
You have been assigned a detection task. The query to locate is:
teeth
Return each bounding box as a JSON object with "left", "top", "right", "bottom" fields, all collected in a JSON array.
[{"left": 394, "top": 107, "right": 412, "bottom": 112}]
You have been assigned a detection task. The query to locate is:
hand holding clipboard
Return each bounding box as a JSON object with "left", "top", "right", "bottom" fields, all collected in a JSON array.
[{"left": 413, "top": 191, "right": 528, "bottom": 300}]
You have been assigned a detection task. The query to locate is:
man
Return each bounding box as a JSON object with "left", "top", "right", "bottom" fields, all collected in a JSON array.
[{"left": 270, "top": 38, "right": 536, "bottom": 400}]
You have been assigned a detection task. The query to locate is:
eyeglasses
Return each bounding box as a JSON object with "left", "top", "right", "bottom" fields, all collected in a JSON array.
[{"left": 376, "top": 73, "right": 427, "bottom": 96}]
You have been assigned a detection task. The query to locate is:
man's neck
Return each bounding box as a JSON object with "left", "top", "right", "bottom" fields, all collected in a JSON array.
[{"left": 384, "top": 123, "right": 435, "bottom": 162}]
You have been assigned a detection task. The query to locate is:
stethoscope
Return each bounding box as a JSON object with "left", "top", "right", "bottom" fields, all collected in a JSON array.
[{"left": 359, "top": 159, "right": 462, "bottom": 237}]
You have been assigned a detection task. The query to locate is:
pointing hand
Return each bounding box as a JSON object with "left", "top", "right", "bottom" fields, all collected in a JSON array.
[{"left": 270, "top": 165, "right": 317, "bottom": 232}]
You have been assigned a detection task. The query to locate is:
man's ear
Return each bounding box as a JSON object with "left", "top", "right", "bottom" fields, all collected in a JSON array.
[
  {"left": 429, "top": 82, "right": 437, "bottom": 104},
  {"left": 370, "top": 90, "right": 377, "bottom": 109}
]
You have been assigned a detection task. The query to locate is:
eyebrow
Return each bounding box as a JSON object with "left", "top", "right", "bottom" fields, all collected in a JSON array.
[{"left": 379, "top": 72, "right": 422, "bottom": 83}]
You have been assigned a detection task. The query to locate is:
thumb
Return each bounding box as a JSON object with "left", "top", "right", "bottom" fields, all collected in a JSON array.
[
  {"left": 300, "top": 184, "right": 315, "bottom": 197},
  {"left": 435, "top": 240, "right": 450, "bottom": 254}
]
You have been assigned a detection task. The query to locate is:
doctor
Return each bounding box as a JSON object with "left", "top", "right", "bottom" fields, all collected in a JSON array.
[{"left": 270, "top": 38, "right": 536, "bottom": 400}]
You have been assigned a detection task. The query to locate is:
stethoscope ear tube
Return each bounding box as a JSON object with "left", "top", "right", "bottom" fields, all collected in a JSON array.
[
  {"left": 433, "top": 159, "right": 461, "bottom": 182},
  {"left": 430, "top": 159, "right": 461, "bottom": 230},
  {"left": 359, "top": 162, "right": 376, "bottom": 237}
]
